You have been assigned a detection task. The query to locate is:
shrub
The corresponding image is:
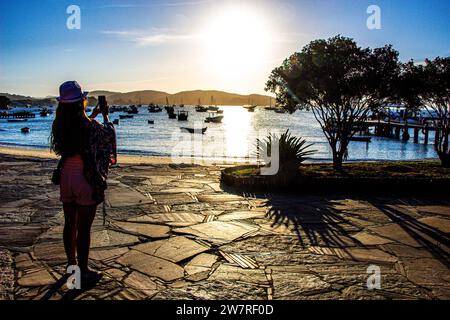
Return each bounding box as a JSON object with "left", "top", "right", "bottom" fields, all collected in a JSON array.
[{"left": 255, "top": 129, "right": 316, "bottom": 172}]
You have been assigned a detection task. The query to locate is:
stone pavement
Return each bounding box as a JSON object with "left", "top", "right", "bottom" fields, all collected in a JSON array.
[{"left": 0, "top": 155, "right": 449, "bottom": 300}]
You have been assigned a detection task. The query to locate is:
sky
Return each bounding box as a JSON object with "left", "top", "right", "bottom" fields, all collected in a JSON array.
[{"left": 0, "top": 0, "right": 449, "bottom": 97}]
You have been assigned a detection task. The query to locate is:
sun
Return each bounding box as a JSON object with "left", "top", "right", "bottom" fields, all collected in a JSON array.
[{"left": 200, "top": 5, "right": 273, "bottom": 79}]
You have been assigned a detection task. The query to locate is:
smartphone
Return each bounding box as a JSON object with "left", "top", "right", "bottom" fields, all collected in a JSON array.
[{"left": 98, "top": 95, "right": 108, "bottom": 114}]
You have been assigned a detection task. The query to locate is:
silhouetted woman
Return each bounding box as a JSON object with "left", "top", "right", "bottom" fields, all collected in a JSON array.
[{"left": 51, "top": 81, "right": 116, "bottom": 284}]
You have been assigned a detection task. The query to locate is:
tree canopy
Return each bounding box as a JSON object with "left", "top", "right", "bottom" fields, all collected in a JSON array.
[{"left": 266, "top": 35, "right": 400, "bottom": 169}]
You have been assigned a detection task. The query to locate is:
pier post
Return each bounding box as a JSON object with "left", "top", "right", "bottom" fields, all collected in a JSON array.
[
  {"left": 424, "top": 128, "right": 429, "bottom": 145},
  {"left": 413, "top": 128, "right": 419, "bottom": 143},
  {"left": 402, "top": 126, "right": 410, "bottom": 142},
  {"left": 395, "top": 127, "right": 401, "bottom": 139}
]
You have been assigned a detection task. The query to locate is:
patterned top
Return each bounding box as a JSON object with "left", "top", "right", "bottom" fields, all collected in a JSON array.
[{"left": 80, "top": 119, "right": 117, "bottom": 204}]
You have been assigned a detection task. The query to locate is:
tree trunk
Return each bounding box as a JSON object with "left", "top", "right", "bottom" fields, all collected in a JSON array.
[
  {"left": 438, "top": 152, "right": 450, "bottom": 168},
  {"left": 332, "top": 154, "right": 343, "bottom": 171}
]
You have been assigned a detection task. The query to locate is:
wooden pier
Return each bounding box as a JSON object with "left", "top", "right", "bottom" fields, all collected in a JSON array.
[
  {"left": 363, "top": 120, "right": 439, "bottom": 145},
  {"left": 0, "top": 113, "right": 35, "bottom": 119}
]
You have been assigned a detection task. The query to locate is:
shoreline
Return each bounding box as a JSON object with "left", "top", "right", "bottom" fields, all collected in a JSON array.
[
  {"left": 0, "top": 146, "right": 257, "bottom": 166},
  {"left": 0, "top": 145, "right": 439, "bottom": 166}
]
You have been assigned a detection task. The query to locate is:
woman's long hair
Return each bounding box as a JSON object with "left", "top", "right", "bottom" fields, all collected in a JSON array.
[{"left": 50, "top": 100, "right": 90, "bottom": 156}]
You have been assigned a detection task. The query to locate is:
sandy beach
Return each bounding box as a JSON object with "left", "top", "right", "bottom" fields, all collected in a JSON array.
[{"left": 0, "top": 146, "right": 253, "bottom": 166}]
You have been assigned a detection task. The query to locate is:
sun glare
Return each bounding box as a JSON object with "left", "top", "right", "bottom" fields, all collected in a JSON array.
[{"left": 201, "top": 5, "right": 273, "bottom": 79}]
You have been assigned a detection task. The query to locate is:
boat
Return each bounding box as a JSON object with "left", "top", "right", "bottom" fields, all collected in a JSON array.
[
  {"left": 180, "top": 127, "right": 207, "bottom": 134},
  {"left": 39, "top": 108, "right": 49, "bottom": 117},
  {"left": 216, "top": 109, "right": 223, "bottom": 114},
  {"left": 196, "top": 105, "right": 208, "bottom": 112},
  {"left": 148, "top": 120, "right": 155, "bottom": 124},
  {"left": 349, "top": 136, "right": 372, "bottom": 142},
  {"left": 119, "top": 114, "right": 134, "bottom": 119},
  {"left": 204, "top": 112, "right": 224, "bottom": 123},
  {"left": 7, "top": 118, "right": 28, "bottom": 123},
  {"left": 148, "top": 105, "right": 162, "bottom": 113},
  {"left": 113, "top": 119, "right": 119, "bottom": 125},
  {"left": 21, "top": 127, "right": 30, "bottom": 133},
  {"left": 168, "top": 112, "right": 177, "bottom": 119},
  {"left": 177, "top": 110, "right": 188, "bottom": 121},
  {"left": 243, "top": 105, "right": 256, "bottom": 112},
  {"left": 126, "top": 105, "right": 139, "bottom": 114},
  {"left": 207, "top": 96, "right": 220, "bottom": 112},
  {"left": 110, "top": 105, "right": 127, "bottom": 113},
  {"left": 207, "top": 106, "right": 219, "bottom": 112}
]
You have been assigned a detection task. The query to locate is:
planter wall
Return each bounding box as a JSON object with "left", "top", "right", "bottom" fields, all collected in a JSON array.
[{"left": 221, "top": 165, "right": 450, "bottom": 195}]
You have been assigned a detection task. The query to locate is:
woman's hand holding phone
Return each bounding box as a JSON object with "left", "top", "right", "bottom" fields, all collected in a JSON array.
[{"left": 89, "top": 105, "right": 101, "bottom": 119}]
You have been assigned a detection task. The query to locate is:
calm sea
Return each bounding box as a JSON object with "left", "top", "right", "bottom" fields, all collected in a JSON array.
[{"left": 0, "top": 106, "right": 438, "bottom": 162}]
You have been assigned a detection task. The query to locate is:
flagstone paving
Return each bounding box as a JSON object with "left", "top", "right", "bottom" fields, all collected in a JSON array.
[{"left": 0, "top": 154, "right": 449, "bottom": 300}]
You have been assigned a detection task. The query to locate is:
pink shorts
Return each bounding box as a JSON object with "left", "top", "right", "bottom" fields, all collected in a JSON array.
[{"left": 59, "top": 154, "right": 96, "bottom": 206}]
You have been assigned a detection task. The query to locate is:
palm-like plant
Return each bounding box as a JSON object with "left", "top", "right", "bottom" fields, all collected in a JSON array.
[{"left": 255, "top": 130, "right": 316, "bottom": 171}]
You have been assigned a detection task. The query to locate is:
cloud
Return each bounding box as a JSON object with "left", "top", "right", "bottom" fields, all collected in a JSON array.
[
  {"left": 90, "top": 0, "right": 211, "bottom": 10},
  {"left": 102, "top": 28, "right": 200, "bottom": 46}
]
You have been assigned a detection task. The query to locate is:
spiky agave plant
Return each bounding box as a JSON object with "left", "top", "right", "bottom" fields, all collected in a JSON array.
[{"left": 255, "top": 130, "right": 316, "bottom": 171}]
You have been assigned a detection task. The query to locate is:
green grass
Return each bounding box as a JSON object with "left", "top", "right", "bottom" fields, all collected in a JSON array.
[{"left": 230, "top": 160, "right": 450, "bottom": 179}]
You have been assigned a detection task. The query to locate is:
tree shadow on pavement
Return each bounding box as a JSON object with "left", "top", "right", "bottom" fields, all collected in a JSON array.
[
  {"left": 262, "top": 194, "right": 362, "bottom": 248},
  {"left": 368, "top": 199, "right": 450, "bottom": 267}
]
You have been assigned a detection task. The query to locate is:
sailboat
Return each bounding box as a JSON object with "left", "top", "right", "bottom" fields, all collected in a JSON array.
[
  {"left": 207, "top": 96, "right": 219, "bottom": 112},
  {"left": 195, "top": 98, "right": 208, "bottom": 112},
  {"left": 243, "top": 97, "right": 256, "bottom": 112}
]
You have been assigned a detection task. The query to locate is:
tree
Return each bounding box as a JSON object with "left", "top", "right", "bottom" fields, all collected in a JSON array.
[
  {"left": 0, "top": 96, "right": 10, "bottom": 110},
  {"left": 421, "top": 57, "right": 450, "bottom": 167},
  {"left": 265, "top": 35, "right": 400, "bottom": 170}
]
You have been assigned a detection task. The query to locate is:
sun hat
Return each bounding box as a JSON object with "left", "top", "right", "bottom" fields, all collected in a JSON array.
[{"left": 56, "top": 81, "right": 89, "bottom": 103}]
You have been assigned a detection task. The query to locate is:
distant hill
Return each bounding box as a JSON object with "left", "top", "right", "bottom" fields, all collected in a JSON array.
[
  {"left": 2, "top": 89, "right": 275, "bottom": 107},
  {"left": 90, "top": 90, "right": 274, "bottom": 106},
  {"left": 88, "top": 90, "right": 121, "bottom": 98},
  {"left": 0, "top": 93, "right": 35, "bottom": 101},
  {"left": 0, "top": 93, "right": 56, "bottom": 107}
]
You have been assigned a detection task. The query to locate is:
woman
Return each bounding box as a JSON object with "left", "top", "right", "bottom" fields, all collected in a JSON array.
[{"left": 50, "top": 81, "right": 116, "bottom": 284}]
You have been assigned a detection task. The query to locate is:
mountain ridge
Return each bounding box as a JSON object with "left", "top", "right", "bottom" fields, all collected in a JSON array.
[
  {"left": 90, "top": 89, "right": 274, "bottom": 106},
  {"left": 2, "top": 89, "right": 275, "bottom": 106}
]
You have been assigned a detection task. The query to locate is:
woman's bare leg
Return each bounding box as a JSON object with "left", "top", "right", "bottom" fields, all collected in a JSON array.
[
  {"left": 76, "top": 205, "right": 97, "bottom": 272},
  {"left": 63, "top": 202, "right": 78, "bottom": 266}
]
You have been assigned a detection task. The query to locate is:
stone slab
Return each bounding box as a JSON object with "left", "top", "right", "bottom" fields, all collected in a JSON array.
[
  {"left": 174, "top": 221, "right": 260, "bottom": 244},
  {"left": 208, "top": 264, "right": 268, "bottom": 286},
  {"left": 114, "top": 221, "right": 170, "bottom": 238},
  {"left": 133, "top": 236, "right": 209, "bottom": 263},
  {"left": 117, "top": 250, "right": 184, "bottom": 282}
]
